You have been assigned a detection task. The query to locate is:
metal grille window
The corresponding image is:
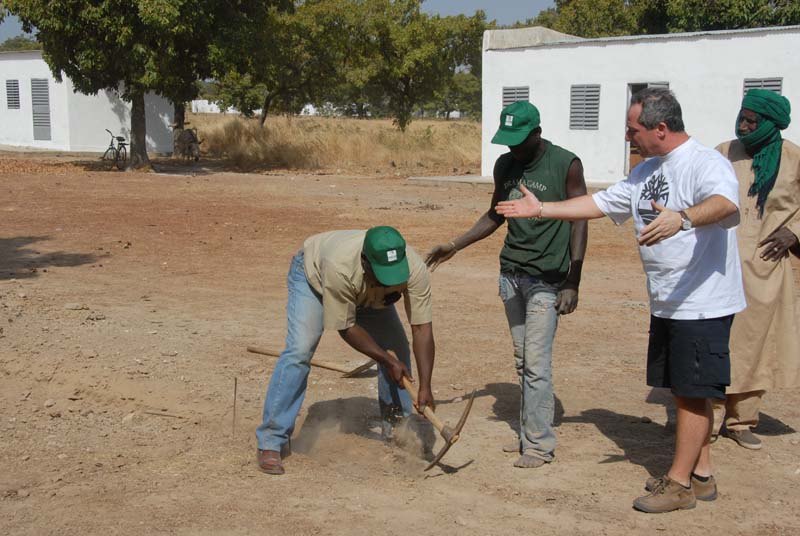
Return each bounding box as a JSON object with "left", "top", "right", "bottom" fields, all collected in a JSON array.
[
  {"left": 6, "top": 80, "right": 20, "bottom": 109},
  {"left": 31, "top": 78, "right": 51, "bottom": 141},
  {"left": 502, "top": 86, "right": 529, "bottom": 107},
  {"left": 743, "top": 78, "right": 782, "bottom": 95},
  {"left": 569, "top": 84, "right": 600, "bottom": 130}
]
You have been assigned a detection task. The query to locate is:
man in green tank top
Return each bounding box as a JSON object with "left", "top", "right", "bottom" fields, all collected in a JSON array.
[{"left": 426, "top": 100, "right": 587, "bottom": 468}]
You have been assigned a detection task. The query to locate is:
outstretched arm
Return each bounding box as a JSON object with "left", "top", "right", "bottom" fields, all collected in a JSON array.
[
  {"left": 495, "top": 184, "right": 605, "bottom": 221},
  {"left": 425, "top": 170, "right": 506, "bottom": 271}
]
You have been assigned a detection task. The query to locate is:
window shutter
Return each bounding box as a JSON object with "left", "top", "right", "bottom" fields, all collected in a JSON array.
[
  {"left": 743, "top": 78, "right": 782, "bottom": 95},
  {"left": 31, "top": 78, "right": 51, "bottom": 141},
  {"left": 6, "top": 80, "right": 20, "bottom": 109},
  {"left": 502, "top": 86, "right": 530, "bottom": 107},
  {"left": 569, "top": 84, "right": 600, "bottom": 130}
]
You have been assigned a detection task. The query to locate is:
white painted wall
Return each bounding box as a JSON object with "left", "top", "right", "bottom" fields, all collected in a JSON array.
[
  {"left": 1, "top": 51, "right": 173, "bottom": 153},
  {"left": 66, "top": 80, "right": 173, "bottom": 153},
  {"left": 482, "top": 26, "right": 800, "bottom": 184},
  {"left": 190, "top": 99, "right": 241, "bottom": 114},
  {"left": 0, "top": 50, "right": 70, "bottom": 150}
]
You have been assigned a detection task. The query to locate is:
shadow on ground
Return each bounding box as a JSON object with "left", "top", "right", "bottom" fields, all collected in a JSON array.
[
  {"left": 0, "top": 236, "right": 97, "bottom": 280},
  {"left": 479, "top": 382, "right": 565, "bottom": 436},
  {"left": 562, "top": 409, "right": 673, "bottom": 476}
]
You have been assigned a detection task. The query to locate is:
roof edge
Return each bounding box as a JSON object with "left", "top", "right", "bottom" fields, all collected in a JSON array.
[{"left": 484, "top": 24, "right": 800, "bottom": 51}]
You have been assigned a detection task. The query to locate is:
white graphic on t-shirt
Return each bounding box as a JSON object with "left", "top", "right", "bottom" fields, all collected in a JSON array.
[{"left": 638, "top": 172, "right": 669, "bottom": 224}]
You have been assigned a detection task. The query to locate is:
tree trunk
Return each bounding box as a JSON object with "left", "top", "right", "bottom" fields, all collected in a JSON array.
[
  {"left": 258, "top": 92, "right": 274, "bottom": 128},
  {"left": 128, "top": 93, "right": 151, "bottom": 170},
  {"left": 173, "top": 101, "right": 186, "bottom": 129}
]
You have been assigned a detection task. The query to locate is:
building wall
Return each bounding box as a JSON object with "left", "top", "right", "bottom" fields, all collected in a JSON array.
[
  {"left": 0, "top": 51, "right": 173, "bottom": 153},
  {"left": 482, "top": 27, "right": 800, "bottom": 184},
  {"left": 0, "top": 50, "right": 70, "bottom": 149},
  {"left": 66, "top": 80, "right": 173, "bottom": 153}
]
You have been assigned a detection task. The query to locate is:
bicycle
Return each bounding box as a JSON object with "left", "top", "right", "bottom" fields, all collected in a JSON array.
[{"left": 102, "top": 129, "right": 128, "bottom": 170}]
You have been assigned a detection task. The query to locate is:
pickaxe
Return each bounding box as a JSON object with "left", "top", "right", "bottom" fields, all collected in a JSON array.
[
  {"left": 398, "top": 375, "right": 476, "bottom": 471},
  {"left": 246, "top": 346, "right": 375, "bottom": 378}
]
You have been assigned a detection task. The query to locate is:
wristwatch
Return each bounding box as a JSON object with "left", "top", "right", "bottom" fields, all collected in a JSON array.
[{"left": 679, "top": 210, "right": 693, "bottom": 231}]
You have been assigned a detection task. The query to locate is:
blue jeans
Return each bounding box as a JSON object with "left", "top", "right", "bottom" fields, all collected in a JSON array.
[
  {"left": 256, "top": 250, "right": 413, "bottom": 451},
  {"left": 499, "top": 271, "right": 559, "bottom": 461}
]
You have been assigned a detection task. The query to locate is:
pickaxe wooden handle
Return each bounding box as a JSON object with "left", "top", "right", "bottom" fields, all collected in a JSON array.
[{"left": 246, "top": 346, "right": 375, "bottom": 378}]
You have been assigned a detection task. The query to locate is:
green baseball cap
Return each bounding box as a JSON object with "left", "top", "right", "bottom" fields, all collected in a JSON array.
[
  {"left": 491, "top": 100, "right": 541, "bottom": 146},
  {"left": 363, "top": 226, "right": 409, "bottom": 286}
]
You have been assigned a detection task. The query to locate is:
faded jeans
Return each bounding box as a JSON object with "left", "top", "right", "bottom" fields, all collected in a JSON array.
[
  {"left": 256, "top": 250, "right": 413, "bottom": 452},
  {"left": 499, "top": 271, "right": 559, "bottom": 461}
]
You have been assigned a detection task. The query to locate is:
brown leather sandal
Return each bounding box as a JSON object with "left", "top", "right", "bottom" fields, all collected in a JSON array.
[{"left": 257, "top": 449, "right": 285, "bottom": 475}]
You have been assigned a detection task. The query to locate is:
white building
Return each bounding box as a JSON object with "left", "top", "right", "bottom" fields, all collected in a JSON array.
[
  {"left": 0, "top": 50, "right": 173, "bottom": 152},
  {"left": 190, "top": 99, "right": 243, "bottom": 115},
  {"left": 482, "top": 25, "right": 800, "bottom": 184}
]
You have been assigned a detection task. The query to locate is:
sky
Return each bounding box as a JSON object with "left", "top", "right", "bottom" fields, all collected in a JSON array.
[
  {"left": 1, "top": 2, "right": 555, "bottom": 42},
  {"left": 421, "top": 0, "right": 554, "bottom": 25}
]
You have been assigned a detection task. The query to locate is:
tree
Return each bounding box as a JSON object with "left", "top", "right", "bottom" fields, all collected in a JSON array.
[
  {"left": 0, "top": 34, "right": 40, "bottom": 51},
  {"left": 529, "top": 0, "right": 797, "bottom": 37},
  {"left": 6, "top": 1, "right": 278, "bottom": 168},
  {"left": 359, "top": 1, "right": 486, "bottom": 130},
  {"left": 666, "top": 0, "right": 800, "bottom": 32},
  {"left": 210, "top": 2, "right": 339, "bottom": 126}
]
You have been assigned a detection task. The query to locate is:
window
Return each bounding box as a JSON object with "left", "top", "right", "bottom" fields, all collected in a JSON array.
[
  {"left": 31, "top": 78, "right": 51, "bottom": 141},
  {"left": 6, "top": 80, "right": 20, "bottom": 109},
  {"left": 743, "top": 78, "right": 782, "bottom": 95},
  {"left": 570, "top": 84, "right": 600, "bottom": 130},
  {"left": 502, "top": 86, "right": 529, "bottom": 107}
]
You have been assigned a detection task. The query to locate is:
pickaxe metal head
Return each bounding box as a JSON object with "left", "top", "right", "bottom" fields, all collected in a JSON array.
[{"left": 424, "top": 388, "right": 476, "bottom": 471}]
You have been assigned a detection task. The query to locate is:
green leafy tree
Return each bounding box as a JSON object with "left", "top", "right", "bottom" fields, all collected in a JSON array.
[
  {"left": 363, "top": 1, "right": 486, "bottom": 130},
  {"left": 6, "top": 1, "right": 279, "bottom": 168},
  {"left": 530, "top": 0, "right": 796, "bottom": 37},
  {"left": 0, "top": 34, "right": 40, "bottom": 51},
  {"left": 666, "top": 0, "right": 800, "bottom": 31},
  {"left": 211, "top": 2, "right": 340, "bottom": 126}
]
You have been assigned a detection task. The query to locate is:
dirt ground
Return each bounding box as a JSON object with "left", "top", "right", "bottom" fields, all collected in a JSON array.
[{"left": 1, "top": 154, "right": 798, "bottom": 535}]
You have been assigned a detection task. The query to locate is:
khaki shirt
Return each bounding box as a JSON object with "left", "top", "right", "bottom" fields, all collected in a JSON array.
[{"left": 303, "top": 230, "right": 432, "bottom": 331}]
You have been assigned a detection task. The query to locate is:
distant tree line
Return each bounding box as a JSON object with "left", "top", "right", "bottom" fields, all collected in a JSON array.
[
  {"left": 0, "top": 34, "right": 40, "bottom": 50},
  {"left": 2, "top": 0, "right": 797, "bottom": 169},
  {"left": 524, "top": 0, "right": 800, "bottom": 37}
]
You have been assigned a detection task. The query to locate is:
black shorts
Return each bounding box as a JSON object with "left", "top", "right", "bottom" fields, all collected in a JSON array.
[{"left": 646, "top": 314, "right": 733, "bottom": 400}]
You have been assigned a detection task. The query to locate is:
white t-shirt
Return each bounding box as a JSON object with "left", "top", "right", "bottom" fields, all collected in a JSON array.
[{"left": 593, "top": 138, "right": 746, "bottom": 320}]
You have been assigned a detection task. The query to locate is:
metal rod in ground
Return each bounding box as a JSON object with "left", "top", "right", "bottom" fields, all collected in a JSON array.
[{"left": 232, "top": 376, "right": 238, "bottom": 437}]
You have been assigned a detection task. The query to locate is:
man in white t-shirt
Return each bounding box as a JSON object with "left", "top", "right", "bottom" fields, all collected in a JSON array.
[{"left": 495, "top": 88, "right": 745, "bottom": 514}]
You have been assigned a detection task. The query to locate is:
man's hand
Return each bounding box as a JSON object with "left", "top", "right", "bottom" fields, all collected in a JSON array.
[
  {"left": 555, "top": 283, "right": 579, "bottom": 315},
  {"left": 415, "top": 385, "right": 435, "bottom": 413},
  {"left": 759, "top": 227, "right": 799, "bottom": 261},
  {"left": 425, "top": 242, "right": 457, "bottom": 272},
  {"left": 385, "top": 356, "right": 412, "bottom": 386},
  {"left": 495, "top": 184, "right": 542, "bottom": 219},
  {"left": 638, "top": 201, "right": 681, "bottom": 246}
]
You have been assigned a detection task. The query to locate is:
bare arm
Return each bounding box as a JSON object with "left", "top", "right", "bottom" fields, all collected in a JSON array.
[
  {"left": 425, "top": 161, "right": 507, "bottom": 271},
  {"left": 495, "top": 184, "right": 605, "bottom": 221},
  {"left": 339, "top": 324, "right": 411, "bottom": 383},
  {"left": 557, "top": 159, "right": 589, "bottom": 314},
  {"left": 410, "top": 322, "right": 435, "bottom": 410},
  {"left": 638, "top": 194, "right": 738, "bottom": 246}
]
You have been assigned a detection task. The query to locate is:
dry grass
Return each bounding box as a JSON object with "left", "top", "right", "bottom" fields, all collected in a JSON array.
[{"left": 187, "top": 113, "right": 480, "bottom": 175}]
